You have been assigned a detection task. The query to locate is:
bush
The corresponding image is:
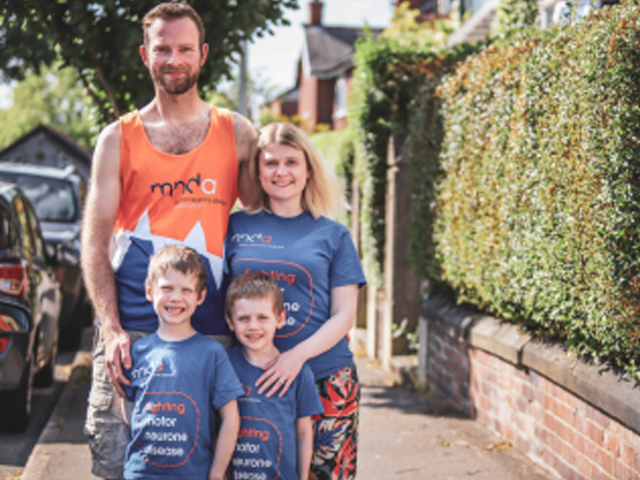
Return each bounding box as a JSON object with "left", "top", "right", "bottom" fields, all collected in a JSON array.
[
  {"left": 430, "top": 3, "right": 640, "bottom": 375},
  {"left": 309, "top": 129, "right": 355, "bottom": 226},
  {"left": 349, "top": 6, "right": 467, "bottom": 285}
]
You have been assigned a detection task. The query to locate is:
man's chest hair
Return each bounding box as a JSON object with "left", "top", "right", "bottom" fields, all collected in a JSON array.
[{"left": 145, "top": 115, "right": 210, "bottom": 155}]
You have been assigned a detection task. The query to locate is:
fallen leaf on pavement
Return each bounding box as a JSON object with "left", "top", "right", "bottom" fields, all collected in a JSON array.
[{"left": 486, "top": 439, "right": 512, "bottom": 451}]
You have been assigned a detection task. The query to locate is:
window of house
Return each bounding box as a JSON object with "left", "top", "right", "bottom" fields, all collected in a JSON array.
[{"left": 333, "top": 76, "right": 348, "bottom": 120}]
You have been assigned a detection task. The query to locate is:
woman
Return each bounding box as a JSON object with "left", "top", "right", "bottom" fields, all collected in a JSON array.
[{"left": 226, "top": 122, "right": 366, "bottom": 480}]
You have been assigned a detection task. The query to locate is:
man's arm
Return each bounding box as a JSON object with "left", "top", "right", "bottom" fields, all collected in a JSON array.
[
  {"left": 208, "top": 399, "right": 240, "bottom": 480},
  {"left": 296, "top": 416, "right": 315, "bottom": 480},
  {"left": 81, "top": 120, "right": 131, "bottom": 396},
  {"left": 231, "top": 112, "right": 257, "bottom": 206}
]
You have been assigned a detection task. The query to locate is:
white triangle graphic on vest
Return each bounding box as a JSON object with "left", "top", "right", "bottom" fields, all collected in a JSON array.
[{"left": 113, "top": 209, "right": 223, "bottom": 289}]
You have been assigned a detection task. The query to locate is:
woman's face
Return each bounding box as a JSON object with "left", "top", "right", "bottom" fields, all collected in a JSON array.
[{"left": 258, "top": 143, "right": 310, "bottom": 214}]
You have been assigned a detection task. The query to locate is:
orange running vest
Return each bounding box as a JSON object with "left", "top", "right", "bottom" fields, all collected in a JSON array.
[{"left": 112, "top": 106, "right": 238, "bottom": 334}]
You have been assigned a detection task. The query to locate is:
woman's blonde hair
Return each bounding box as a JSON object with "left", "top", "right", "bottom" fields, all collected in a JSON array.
[{"left": 244, "top": 123, "right": 344, "bottom": 219}]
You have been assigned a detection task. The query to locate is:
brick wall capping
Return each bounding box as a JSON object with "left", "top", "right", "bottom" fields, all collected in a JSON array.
[
  {"left": 523, "top": 339, "right": 640, "bottom": 436},
  {"left": 419, "top": 293, "right": 482, "bottom": 340},
  {"left": 422, "top": 295, "right": 640, "bottom": 437},
  {"left": 467, "top": 315, "right": 530, "bottom": 365}
]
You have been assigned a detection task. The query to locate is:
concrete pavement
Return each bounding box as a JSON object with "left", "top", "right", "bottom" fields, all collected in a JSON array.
[{"left": 16, "top": 328, "right": 553, "bottom": 480}]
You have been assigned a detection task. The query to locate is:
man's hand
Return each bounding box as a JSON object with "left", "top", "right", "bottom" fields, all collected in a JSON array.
[{"left": 103, "top": 327, "right": 132, "bottom": 397}]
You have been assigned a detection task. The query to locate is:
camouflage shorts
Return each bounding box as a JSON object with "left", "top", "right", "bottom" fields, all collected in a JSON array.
[{"left": 83, "top": 328, "right": 149, "bottom": 480}]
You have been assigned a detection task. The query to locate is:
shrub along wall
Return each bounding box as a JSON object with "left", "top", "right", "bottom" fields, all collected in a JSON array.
[
  {"left": 419, "top": 3, "right": 640, "bottom": 377},
  {"left": 349, "top": 34, "right": 476, "bottom": 285}
]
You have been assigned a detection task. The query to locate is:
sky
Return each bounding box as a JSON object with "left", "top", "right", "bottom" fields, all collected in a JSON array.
[
  {"left": 247, "top": 0, "right": 394, "bottom": 94},
  {"left": 0, "top": 0, "right": 395, "bottom": 110}
]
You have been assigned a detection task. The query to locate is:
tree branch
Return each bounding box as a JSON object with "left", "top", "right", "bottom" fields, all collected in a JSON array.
[{"left": 75, "top": 66, "right": 114, "bottom": 123}]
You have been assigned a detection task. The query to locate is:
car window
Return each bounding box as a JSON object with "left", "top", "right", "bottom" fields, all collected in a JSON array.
[{"left": 0, "top": 174, "right": 77, "bottom": 222}]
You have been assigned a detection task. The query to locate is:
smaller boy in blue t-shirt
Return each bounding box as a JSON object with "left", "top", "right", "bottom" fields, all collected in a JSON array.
[
  {"left": 225, "top": 272, "right": 323, "bottom": 480},
  {"left": 122, "top": 245, "right": 244, "bottom": 480}
]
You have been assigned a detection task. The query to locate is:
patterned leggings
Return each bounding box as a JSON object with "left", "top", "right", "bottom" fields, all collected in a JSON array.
[{"left": 311, "top": 363, "right": 360, "bottom": 480}]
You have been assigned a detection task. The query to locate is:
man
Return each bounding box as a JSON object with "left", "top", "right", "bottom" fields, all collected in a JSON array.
[{"left": 81, "top": 3, "right": 256, "bottom": 479}]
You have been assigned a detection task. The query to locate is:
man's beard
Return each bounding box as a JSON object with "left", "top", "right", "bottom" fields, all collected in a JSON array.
[{"left": 151, "top": 65, "right": 200, "bottom": 95}]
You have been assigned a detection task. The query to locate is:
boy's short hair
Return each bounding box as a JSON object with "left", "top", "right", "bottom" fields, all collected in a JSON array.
[
  {"left": 146, "top": 245, "right": 207, "bottom": 295},
  {"left": 226, "top": 272, "right": 284, "bottom": 319}
]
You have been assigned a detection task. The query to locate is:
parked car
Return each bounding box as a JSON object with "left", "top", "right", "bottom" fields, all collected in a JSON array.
[
  {"left": 0, "top": 182, "right": 62, "bottom": 431},
  {"left": 0, "top": 163, "right": 90, "bottom": 349}
]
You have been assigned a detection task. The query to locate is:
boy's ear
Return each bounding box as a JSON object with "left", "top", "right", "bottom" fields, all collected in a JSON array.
[
  {"left": 226, "top": 316, "right": 235, "bottom": 332},
  {"left": 197, "top": 288, "right": 207, "bottom": 306},
  {"left": 276, "top": 309, "right": 286, "bottom": 330},
  {"left": 145, "top": 284, "right": 154, "bottom": 302}
]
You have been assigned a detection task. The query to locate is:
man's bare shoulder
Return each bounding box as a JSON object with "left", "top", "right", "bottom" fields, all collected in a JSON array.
[
  {"left": 231, "top": 112, "right": 256, "bottom": 140},
  {"left": 95, "top": 119, "right": 122, "bottom": 153},
  {"left": 91, "top": 119, "right": 123, "bottom": 178}
]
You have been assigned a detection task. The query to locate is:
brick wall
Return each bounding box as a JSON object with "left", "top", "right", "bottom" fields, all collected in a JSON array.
[
  {"left": 298, "top": 74, "right": 318, "bottom": 132},
  {"left": 423, "top": 301, "right": 640, "bottom": 480}
]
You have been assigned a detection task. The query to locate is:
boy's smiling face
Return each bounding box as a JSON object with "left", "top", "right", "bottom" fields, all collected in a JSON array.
[
  {"left": 146, "top": 266, "right": 205, "bottom": 329},
  {"left": 227, "top": 296, "right": 285, "bottom": 355}
]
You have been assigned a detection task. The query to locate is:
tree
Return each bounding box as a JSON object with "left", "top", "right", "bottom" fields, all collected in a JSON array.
[
  {"left": 0, "top": 0, "right": 298, "bottom": 126},
  {"left": 0, "top": 63, "right": 94, "bottom": 150}
]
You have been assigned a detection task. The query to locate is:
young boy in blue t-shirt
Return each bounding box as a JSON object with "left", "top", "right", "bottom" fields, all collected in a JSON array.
[
  {"left": 225, "top": 272, "right": 323, "bottom": 480},
  {"left": 122, "top": 245, "right": 244, "bottom": 480}
]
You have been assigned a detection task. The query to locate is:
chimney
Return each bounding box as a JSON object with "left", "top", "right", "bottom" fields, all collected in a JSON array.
[{"left": 310, "top": 0, "right": 323, "bottom": 25}]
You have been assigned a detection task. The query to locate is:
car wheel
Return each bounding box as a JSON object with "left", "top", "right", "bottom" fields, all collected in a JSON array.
[
  {"left": 0, "top": 355, "right": 34, "bottom": 432},
  {"left": 34, "top": 325, "right": 58, "bottom": 388}
]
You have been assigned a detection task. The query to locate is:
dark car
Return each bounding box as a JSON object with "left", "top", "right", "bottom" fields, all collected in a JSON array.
[
  {"left": 0, "top": 182, "right": 62, "bottom": 431},
  {"left": 0, "top": 163, "right": 90, "bottom": 349}
]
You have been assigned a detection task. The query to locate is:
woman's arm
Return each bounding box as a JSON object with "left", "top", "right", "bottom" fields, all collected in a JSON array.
[{"left": 256, "top": 284, "right": 358, "bottom": 397}]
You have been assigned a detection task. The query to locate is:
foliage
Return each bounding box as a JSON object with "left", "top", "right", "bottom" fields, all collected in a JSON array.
[
  {"left": 309, "top": 129, "right": 354, "bottom": 226},
  {"left": 208, "top": 67, "right": 279, "bottom": 122},
  {"left": 432, "top": 4, "right": 640, "bottom": 376},
  {"left": 382, "top": 1, "right": 457, "bottom": 49},
  {"left": 0, "top": 63, "right": 94, "bottom": 150},
  {"left": 491, "top": 0, "right": 539, "bottom": 40},
  {"left": 205, "top": 89, "right": 236, "bottom": 112},
  {"left": 349, "top": 4, "right": 470, "bottom": 285},
  {"left": 391, "top": 317, "right": 419, "bottom": 352},
  {"left": 0, "top": 0, "right": 297, "bottom": 126},
  {"left": 258, "top": 110, "right": 301, "bottom": 128}
]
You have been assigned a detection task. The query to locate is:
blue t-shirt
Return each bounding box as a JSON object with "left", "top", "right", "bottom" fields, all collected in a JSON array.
[
  {"left": 226, "top": 346, "right": 323, "bottom": 480},
  {"left": 225, "top": 211, "right": 367, "bottom": 380},
  {"left": 123, "top": 333, "right": 244, "bottom": 480}
]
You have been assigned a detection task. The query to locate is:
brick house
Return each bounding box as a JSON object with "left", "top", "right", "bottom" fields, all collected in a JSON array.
[{"left": 269, "top": 1, "right": 382, "bottom": 132}]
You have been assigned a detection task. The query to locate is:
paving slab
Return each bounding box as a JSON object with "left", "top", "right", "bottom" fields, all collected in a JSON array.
[{"left": 357, "top": 356, "right": 552, "bottom": 480}]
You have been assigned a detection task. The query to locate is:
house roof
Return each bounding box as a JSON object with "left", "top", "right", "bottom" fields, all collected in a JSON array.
[
  {"left": 302, "top": 25, "right": 382, "bottom": 80},
  {"left": 0, "top": 124, "right": 91, "bottom": 166},
  {"left": 276, "top": 87, "right": 300, "bottom": 104}
]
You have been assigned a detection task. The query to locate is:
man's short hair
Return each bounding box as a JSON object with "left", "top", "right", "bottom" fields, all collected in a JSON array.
[
  {"left": 142, "top": 2, "right": 205, "bottom": 47},
  {"left": 146, "top": 245, "right": 207, "bottom": 295},
  {"left": 226, "top": 272, "right": 285, "bottom": 319}
]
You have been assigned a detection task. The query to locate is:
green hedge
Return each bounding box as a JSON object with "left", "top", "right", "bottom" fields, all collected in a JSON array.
[
  {"left": 349, "top": 31, "right": 476, "bottom": 285},
  {"left": 426, "top": 4, "right": 640, "bottom": 375},
  {"left": 309, "top": 129, "right": 354, "bottom": 226}
]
